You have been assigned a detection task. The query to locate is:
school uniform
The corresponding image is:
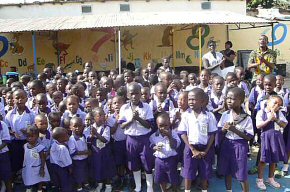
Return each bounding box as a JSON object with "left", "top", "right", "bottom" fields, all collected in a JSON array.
[
  {"left": 32, "top": 107, "right": 51, "bottom": 116},
  {"left": 217, "top": 110, "right": 253, "bottom": 181},
  {"left": 118, "top": 102, "right": 155, "bottom": 172},
  {"left": 62, "top": 109, "right": 86, "bottom": 123},
  {"left": 50, "top": 104, "right": 59, "bottom": 113},
  {"left": 68, "top": 134, "right": 89, "bottom": 185},
  {"left": 149, "top": 98, "right": 175, "bottom": 114},
  {"left": 283, "top": 93, "right": 290, "bottom": 154},
  {"left": 275, "top": 87, "right": 289, "bottom": 98},
  {"left": 178, "top": 109, "right": 217, "bottom": 180},
  {"left": 26, "top": 96, "right": 36, "bottom": 110},
  {"left": 22, "top": 143, "right": 50, "bottom": 186},
  {"left": 0, "top": 121, "right": 12, "bottom": 182},
  {"left": 108, "top": 114, "right": 127, "bottom": 167},
  {"left": 197, "top": 84, "right": 211, "bottom": 96},
  {"left": 207, "top": 92, "right": 226, "bottom": 149},
  {"left": 4, "top": 105, "right": 13, "bottom": 115},
  {"left": 0, "top": 102, "right": 5, "bottom": 120},
  {"left": 46, "top": 94, "right": 54, "bottom": 107},
  {"left": 38, "top": 130, "right": 53, "bottom": 175},
  {"left": 50, "top": 140, "right": 74, "bottom": 192},
  {"left": 238, "top": 81, "right": 250, "bottom": 97},
  {"left": 185, "top": 84, "right": 196, "bottom": 92},
  {"left": 256, "top": 108, "right": 288, "bottom": 163},
  {"left": 149, "top": 130, "right": 181, "bottom": 185},
  {"left": 5, "top": 107, "right": 35, "bottom": 173},
  {"left": 84, "top": 123, "right": 116, "bottom": 181}
]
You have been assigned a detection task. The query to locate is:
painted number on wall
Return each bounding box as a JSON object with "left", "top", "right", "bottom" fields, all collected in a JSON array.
[
  {"left": 186, "top": 25, "right": 210, "bottom": 50},
  {"left": 0, "top": 36, "right": 9, "bottom": 57}
]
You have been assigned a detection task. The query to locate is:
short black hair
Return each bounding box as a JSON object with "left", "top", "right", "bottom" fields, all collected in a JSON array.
[
  {"left": 227, "top": 87, "right": 245, "bottom": 103},
  {"left": 225, "top": 41, "right": 233, "bottom": 48}
]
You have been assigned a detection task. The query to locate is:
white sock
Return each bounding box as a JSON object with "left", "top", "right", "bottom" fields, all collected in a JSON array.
[
  {"left": 0, "top": 181, "right": 6, "bottom": 192},
  {"left": 133, "top": 170, "right": 142, "bottom": 191},
  {"left": 185, "top": 190, "right": 191, "bottom": 192},
  {"left": 226, "top": 190, "right": 232, "bottom": 192},
  {"left": 105, "top": 184, "right": 112, "bottom": 192},
  {"left": 201, "top": 190, "right": 208, "bottom": 192},
  {"left": 146, "top": 173, "right": 153, "bottom": 192},
  {"left": 282, "top": 164, "right": 289, "bottom": 172}
]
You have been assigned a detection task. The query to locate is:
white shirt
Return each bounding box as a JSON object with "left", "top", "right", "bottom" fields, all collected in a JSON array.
[
  {"left": 0, "top": 121, "right": 10, "bottom": 153},
  {"left": 119, "top": 102, "right": 154, "bottom": 136},
  {"left": 218, "top": 110, "right": 254, "bottom": 140},
  {"left": 202, "top": 51, "right": 223, "bottom": 74},
  {"left": 68, "top": 135, "right": 88, "bottom": 160},
  {"left": 178, "top": 109, "right": 217, "bottom": 145},
  {"left": 149, "top": 130, "right": 180, "bottom": 159},
  {"left": 62, "top": 109, "right": 86, "bottom": 123},
  {"left": 149, "top": 98, "right": 175, "bottom": 113},
  {"left": 207, "top": 91, "right": 225, "bottom": 112},
  {"left": 50, "top": 141, "right": 72, "bottom": 167}
]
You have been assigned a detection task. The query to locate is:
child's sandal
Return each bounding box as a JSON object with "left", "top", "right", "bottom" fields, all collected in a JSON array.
[
  {"left": 265, "top": 178, "right": 281, "bottom": 188},
  {"left": 256, "top": 178, "right": 267, "bottom": 190}
]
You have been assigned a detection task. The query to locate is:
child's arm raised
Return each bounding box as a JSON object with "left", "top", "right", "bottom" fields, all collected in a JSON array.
[{"left": 91, "top": 127, "right": 108, "bottom": 143}]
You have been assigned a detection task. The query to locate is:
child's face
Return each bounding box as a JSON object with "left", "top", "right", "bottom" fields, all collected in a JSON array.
[
  {"left": 181, "top": 79, "right": 189, "bottom": 89},
  {"left": 92, "top": 79, "right": 99, "bottom": 88},
  {"left": 200, "top": 71, "right": 210, "bottom": 84},
  {"left": 52, "top": 93, "right": 63, "bottom": 105},
  {"left": 57, "top": 80, "right": 66, "bottom": 93},
  {"left": 160, "top": 74, "right": 172, "bottom": 88},
  {"left": 94, "top": 112, "right": 106, "bottom": 126},
  {"left": 49, "top": 116, "right": 61, "bottom": 129},
  {"left": 96, "top": 90, "right": 106, "bottom": 102},
  {"left": 102, "top": 80, "right": 112, "bottom": 92},
  {"left": 236, "top": 69, "right": 245, "bottom": 80},
  {"left": 112, "top": 98, "right": 124, "bottom": 114},
  {"left": 128, "top": 87, "right": 141, "bottom": 105},
  {"left": 276, "top": 76, "right": 284, "bottom": 89},
  {"left": 88, "top": 72, "right": 97, "bottom": 82},
  {"left": 226, "top": 91, "right": 242, "bottom": 110},
  {"left": 142, "top": 69, "right": 149, "bottom": 79},
  {"left": 6, "top": 93, "right": 14, "bottom": 106},
  {"left": 157, "top": 117, "right": 171, "bottom": 136},
  {"left": 36, "top": 98, "right": 48, "bottom": 112},
  {"left": 66, "top": 98, "right": 79, "bottom": 114},
  {"left": 212, "top": 79, "right": 225, "bottom": 94},
  {"left": 27, "top": 132, "right": 38, "bottom": 144},
  {"left": 267, "top": 97, "right": 282, "bottom": 112},
  {"left": 35, "top": 118, "right": 48, "bottom": 133},
  {"left": 188, "top": 74, "right": 196, "bottom": 85},
  {"left": 109, "top": 71, "right": 117, "bottom": 80},
  {"left": 155, "top": 86, "right": 167, "bottom": 102},
  {"left": 263, "top": 78, "right": 275, "bottom": 94},
  {"left": 141, "top": 89, "right": 150, "bottom": 102},
  {"left": 226, "top": 76, "right": 238, "bottom": 88},
  {"left": 85, "top": 115, "right": 93, "bottom": 127},
  {"left": 256, "top": 76, "right": 264, "bottom": 87},
  {"left": 124, "top": 73, "right": 133, "bottom": 84},
  {"left": 85, "top": 101, "right": 92, "bottom": 113},
  {"left": 188, "top": 92, "right": 203, "bottom": 111},
  {"left": 178, "top": 94, "right": 188, "bottom": 110},
  {"left": 29, "top": 84, "right": 39, "bottom": 97},
  {"left": 13, "top": 91, "right": 27, "bottom": 109},
  {"left": 70, "top": 120, "right": 84, "bottom": 136}
]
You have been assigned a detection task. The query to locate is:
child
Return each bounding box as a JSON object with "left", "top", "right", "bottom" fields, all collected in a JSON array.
[
  {"left": 4, "top": 91, "right": 14, "bottom": 114},
  {"left": 256, "top": 95, "right": 288, "bottom": 190},
  {"left": 119, "top": 83, "right": 154, "bottom": 192},
  {"left": 22, "top": 125, "right": 50, "bottom": 192},
  {"left": 235, "top": 67, "right": 250, "bottom": 97},
  {"left": 34, "top": 93, "right": 51, "bottom": 115},
  {"left": 45, "top": 83, "right": 57, "bottom": 106},
  {"left": 56, "top": 78, "right": 68, "bottom": 97},
  {"left": 198, "top": 69, "right": 211, "bottom": 95},
  {"left": 225, "top": 72, "right": 238, "bottom": 91},
  {"left": 274, "top": 75, "right": 289, "bottom": 97},
  {"left": 96, "top": 87, "right": 108, "bottom": 111},
  {"left": 110, "top": 96, "right": 127, "bottom": 190},
  {"left": 178, "top": 88, "right": 217, "bottom": 192},
  {"left": 85, "top": 107, "right": 116, "bottom": 192},
  {"left": 50, "top": 127, "right": 73, "bottom": 192},
  {"left": 35, "top": 114, "right": 52, "bottom": 155},
  {"left": 48, "top": 112, "right": 61, "bottom": 131},
  {"left": 27, "top": 80, "right": 45, "bottom": 110},
  {"left": 150, "top": 83, "right": 175, "bottom": 116},
  {"left": 0, "top": 119, "right": 12, "bottom": 192},
  {"left": 185, "top": 73, "right": 197, "bottom": 91},
  {"left": 51, "top": 91, "right": 64, "bottom": 112},
  {"left": 62, "top": 95, "right": 86, "bottom": 123},
  {"left": 218, "top": 87, "right": 253, "bottom": 192},
  {"left": 68, "top": 117, "right": 90, "bottom": 191},
  {"left": 141, "top": 87, "right": 151, "bottom": 104},
  {"left": 5, "top": 89, "right": 35, "bottom": 177},
  {"left": 84, "top": 98, "right": 99, "bottom": 113},
  {"left": 150, "top": 113, "right": 180, "bottom": 192},
  {"left": 248, "top": 74, "right": 264, "bottom": 113}
]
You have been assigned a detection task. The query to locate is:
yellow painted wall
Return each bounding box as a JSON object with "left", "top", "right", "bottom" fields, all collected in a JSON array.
[{"left": 5, "top": 23, "right": 289, "bottom": 75}]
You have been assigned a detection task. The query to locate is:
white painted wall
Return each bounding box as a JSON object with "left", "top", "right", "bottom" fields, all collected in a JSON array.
[{"left": 0, "top": 0, "right": 246, "bottom": 19}]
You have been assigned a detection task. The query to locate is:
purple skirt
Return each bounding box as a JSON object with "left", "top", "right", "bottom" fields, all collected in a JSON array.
[
  {"left": 50, "top": 164, "right": 74, "bottom": 192},
  {"left": 8, "top": 140, "right": 26, "bottom": 173},
  {"left": 182, "top": 144, "right": 214, "bottom": 180},
  {"left": 283, "top": 122, "right": 290, "bottom": 153},
  {"left": 126, "top": 134, "right": 154, "bottom": 173},
  {"left": 218, "top": 138, "right": 248, "bottom": 181},
  {"left": 112, "top": 140, "right": 127, "bottom": 166},
  {"left": 154, "top": 156, "right": 179, "bottom": 185},
  {"left": 261, "top": 129, "right": 287, "bottom": 163},
  {"left": 0, "top": 152, "right": 12, "bottom": 181},
  {"left": 89, "top": 145, "right": 116, "bottom": 181},
  {"left": 73, "top": 159, "right": 89, "bottom": 185}
]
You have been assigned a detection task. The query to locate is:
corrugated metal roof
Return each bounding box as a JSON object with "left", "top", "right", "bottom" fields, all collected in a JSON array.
[{"left": 0, "top": 11, "right": 273, "bottom": 32}]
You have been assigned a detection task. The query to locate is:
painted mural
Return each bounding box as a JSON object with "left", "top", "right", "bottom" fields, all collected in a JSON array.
[{"left": 0, "top": 22, "right": 289, "bottom": 75}]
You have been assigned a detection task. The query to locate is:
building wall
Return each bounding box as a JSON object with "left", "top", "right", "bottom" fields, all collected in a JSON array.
[{"left": 0, "top": 0, "right": 246, "bottom": 19}]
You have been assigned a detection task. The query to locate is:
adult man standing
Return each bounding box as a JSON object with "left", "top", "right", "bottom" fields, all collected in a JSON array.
[{"left": 248, "top": 35, "right": 276, "bottom": 83}]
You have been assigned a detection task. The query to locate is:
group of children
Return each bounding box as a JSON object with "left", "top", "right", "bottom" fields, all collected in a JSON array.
[{"left": 0, "top": 61, "right": 289, "bottom": 192}]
